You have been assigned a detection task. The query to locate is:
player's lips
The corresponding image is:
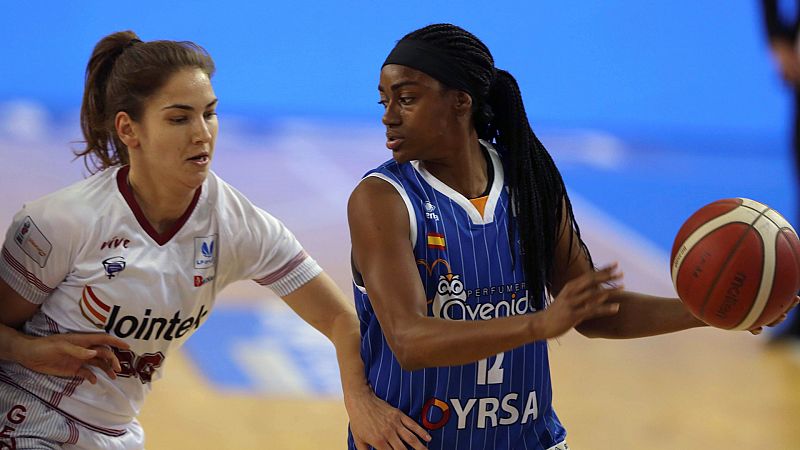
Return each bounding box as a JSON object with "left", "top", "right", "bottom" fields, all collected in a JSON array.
[
  {"left": 386, "top": 132, "right": 404, "bottom": 151},
  {"left": 186, "top": 152, "right": 210, "bottom": 165}
]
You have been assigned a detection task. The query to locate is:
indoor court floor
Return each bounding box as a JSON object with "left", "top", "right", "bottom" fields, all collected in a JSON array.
[{"left": 1, "top": 105, "right": 798, "bottom": 449}]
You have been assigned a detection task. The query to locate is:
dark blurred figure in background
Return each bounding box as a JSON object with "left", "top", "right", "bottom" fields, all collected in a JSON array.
[{"left": 762, "top": 0, "right": 800, "bottom": 343}]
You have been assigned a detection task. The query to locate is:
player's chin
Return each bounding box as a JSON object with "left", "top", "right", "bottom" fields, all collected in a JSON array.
[
  {"left": 181, "top": 165, "right": 211, "bottom": 187},
  {"left": 390, "top": 147, "right": 415, "bottom": 164}
]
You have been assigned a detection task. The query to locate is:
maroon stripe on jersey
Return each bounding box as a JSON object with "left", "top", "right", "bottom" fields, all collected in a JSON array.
[
  {"left": 51, "top": 376, "right": 82, "bottom": 406},
  {"left": 67, "top": 420, "right": 79, "bottom": 444},
  {"left": 44, "top": 315, "right": 60, "bottom": 335},
  {"left": 116, "top": 165, "right": 202, "bottom": 246},
  {"left": 1, "top": 246, "right": 55, "bottom": 294},
  {"left": 254, "top": 250, "right": 308, "bottom": 285},
  {"left": 85, "top": 285, "right": 111, "bottom": 312},
  {"left": 63, "top": 377, "right": 83, "bottom": 397},
  {"left": 82, "top": 289, "right": 107, "bottom": 323},
  {"left": 0, "top": 370, "right": 127, "bottom": 437}
]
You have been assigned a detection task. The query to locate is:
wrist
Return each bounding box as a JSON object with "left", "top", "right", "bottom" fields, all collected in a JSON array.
[
  {"left": 676, "top": 300, "right": 706, "bottom": 328},
  {"left": 0, "top": 326, "right": 32, "bottom": 364},
  {"left": 342, "top": 380, "right": 373, "bottom": 410},
  {"left": 527, "top": 312, "right": 548, "bottom": 341},
  {"left": 343, "top": 379, "right": 371, "bottom": 398}
]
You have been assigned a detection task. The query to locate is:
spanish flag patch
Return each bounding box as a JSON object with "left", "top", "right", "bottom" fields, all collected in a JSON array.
[{"left": 427, "top": 232, "right": 446, "bottom": 250}]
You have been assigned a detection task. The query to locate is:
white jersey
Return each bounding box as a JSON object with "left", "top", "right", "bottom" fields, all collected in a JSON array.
[{"left": 0, "top": 165, "right": 322, "bottom": 436}]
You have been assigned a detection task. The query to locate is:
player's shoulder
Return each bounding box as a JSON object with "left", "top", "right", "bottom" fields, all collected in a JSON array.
[
  {"left": 364, "top": 158, "right": 406, "bottom": 179},
  {"left": 21, "top": 167, "right": 120, "bottom": 225},
  {"left": 202, "top": 171, "right": 282, "bottom": 237},
  {"left": 203, "top": 170, "right": 256, "bottom": 214},
  {"left": 349, "top": 169, "right": 409, "bottom": 220}
]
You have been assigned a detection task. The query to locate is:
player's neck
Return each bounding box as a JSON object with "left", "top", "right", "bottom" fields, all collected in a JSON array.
[
  {"left": 127, "top": 169, "right": 198, "bottom": 234},
  {"left": 422, "top": 130, "right": 488, "bottom": 199}
]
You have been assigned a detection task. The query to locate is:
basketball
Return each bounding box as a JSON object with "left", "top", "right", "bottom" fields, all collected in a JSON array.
[{"left": 670, "top": 198, "right": 800, "bottom": 330}]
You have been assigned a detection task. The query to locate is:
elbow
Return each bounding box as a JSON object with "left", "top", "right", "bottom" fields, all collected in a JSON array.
[
  {"left": 384, "top": 328, "right": 425, "bottom": 371},
  {"left": 396, "top": 351, "right": 424, "bottom": 372},
  {"left": 575, "top": 320, "right": 610, "bottom": 339}
]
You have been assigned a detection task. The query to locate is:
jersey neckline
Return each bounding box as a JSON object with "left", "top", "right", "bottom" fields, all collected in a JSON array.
[
  {"left": 116, "top": 166, "right": 202, "bottom": 246},
  {"left": 410, "top": 140, "right": 504, "bottom": 225}
]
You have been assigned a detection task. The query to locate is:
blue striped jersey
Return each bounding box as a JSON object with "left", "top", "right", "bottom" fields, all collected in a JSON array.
[{"left": 350, "top": 141, "right": 568, "bottom": 449}]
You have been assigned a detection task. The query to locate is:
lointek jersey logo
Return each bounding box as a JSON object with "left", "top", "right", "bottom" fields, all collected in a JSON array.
[{"left": 79, "top": 285, "right": 209, "bottom": 340}]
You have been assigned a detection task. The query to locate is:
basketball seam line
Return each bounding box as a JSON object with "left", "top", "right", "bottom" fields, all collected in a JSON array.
[{"left": 697, "top": 208, "right": 769, "bottom": 325}]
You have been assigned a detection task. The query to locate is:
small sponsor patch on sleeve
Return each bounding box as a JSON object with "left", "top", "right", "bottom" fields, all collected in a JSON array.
[{"left": 14, "top": 216, "right": 52, "bottom": 268}]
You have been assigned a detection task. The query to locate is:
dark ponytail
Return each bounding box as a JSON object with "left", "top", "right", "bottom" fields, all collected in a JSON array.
[
  {"left": 77, "top": 31, "right": 215, "bottom": 173},
  {"left": 401, "top": 24, "right": 593, "bottom": 309},
  {"left": 486, "top": 69, "right": 593, "bottom": 309}
]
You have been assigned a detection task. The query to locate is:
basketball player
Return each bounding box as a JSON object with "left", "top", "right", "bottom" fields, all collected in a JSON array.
[
  {"left": 348, "top": 24, "right": 799, "bottom": 449},
  {"left": 0, "top": 31, "right": 430, "bottom": 449}
]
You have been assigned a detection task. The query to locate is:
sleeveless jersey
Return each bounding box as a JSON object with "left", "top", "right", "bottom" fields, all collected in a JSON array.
[
  {"left": 0, "top": 165, "right": 321, "bottom": 436},
  {"left": 351, "top": 142, "right": 568, "bottom": 450}
]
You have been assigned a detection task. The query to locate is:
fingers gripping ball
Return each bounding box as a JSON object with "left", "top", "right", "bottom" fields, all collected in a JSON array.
[{"left": 670, "top": 198, "right": 800, "bottom": 330}]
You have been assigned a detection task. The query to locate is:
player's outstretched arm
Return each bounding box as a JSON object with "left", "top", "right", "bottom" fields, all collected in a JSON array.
[
  {"left": 547, "top": 202, "right": 707, "bottom": 339},
  {"left": 552, "top": 202, "right": 799, "bottom": 338},
  {"left": 348, "top": 177, "right": 621, "bottom": 371},
  {"left": 280, "top": 273, "right": 431, "bottom": 450},
  {"left": 0, "top": 278, "right": 129, "bottom": 383},
  {"left": 548, "top": 203, "right": 800, "bottom": 338}
]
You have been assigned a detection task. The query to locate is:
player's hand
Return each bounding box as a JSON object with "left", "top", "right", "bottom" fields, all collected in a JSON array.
[
  {"left": 748, "top": 295, "right": 800, "bottom": 335},
  {"left": 346, "top": 387, "right": 431, "bottom": 450},
  {"left": 16, "top": 333, "right": 130, "bottom": 383},
  {"left": 542, "top": 263, "right": 624, "bottom": 339}
]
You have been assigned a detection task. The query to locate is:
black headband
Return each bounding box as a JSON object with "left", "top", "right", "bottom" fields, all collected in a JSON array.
[{"left": 383, "top": 39, "right": 479, "bottom": 99}]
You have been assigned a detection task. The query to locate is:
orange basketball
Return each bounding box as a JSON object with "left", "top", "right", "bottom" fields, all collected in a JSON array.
[{"left": 670, "top": 198, "right": 800, "bottom": 330}]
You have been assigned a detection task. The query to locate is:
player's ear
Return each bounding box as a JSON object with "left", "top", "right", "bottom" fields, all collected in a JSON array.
[
  {"left": 115, "top": 111, "right": 139, "bottom": 150},
  {"left": 453, "top": 91, "right": 473, "bottom": 117}
]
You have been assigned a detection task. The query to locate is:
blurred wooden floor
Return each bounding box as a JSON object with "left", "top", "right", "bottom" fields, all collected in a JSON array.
[{"left": 139, "top": 302, "right": 800, "bottom": 449}]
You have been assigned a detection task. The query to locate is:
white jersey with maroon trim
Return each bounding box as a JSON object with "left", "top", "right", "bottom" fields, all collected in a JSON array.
[{"left": 0, "top": 165, "right": 321, "bottom": 434}]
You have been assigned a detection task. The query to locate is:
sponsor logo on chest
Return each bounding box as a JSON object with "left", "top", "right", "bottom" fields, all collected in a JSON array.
[
  {"left": 418, "top": 258, "right": 533, "bottom": 321},
  {"left": 102, "top": 256, "right": 126, "bottom": 279},
  {"left": 100, "top": 235, "right": 130, "bottom": 250},
  {"left": 423, "top": 201, "right": 440, "bottom": 221},
  {"left": 79, "top": 285, "right": 209, "bottom": 340},
  {"left": 194, "top": 274, "right": 215, "bottom": 287},
  {"left": 194, "top": 235, "right": 217, "bottom": 269}
]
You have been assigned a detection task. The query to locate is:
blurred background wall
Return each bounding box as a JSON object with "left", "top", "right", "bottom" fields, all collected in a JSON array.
[{"left": 0, "top": 1, "right": 788, "bottom": 133}]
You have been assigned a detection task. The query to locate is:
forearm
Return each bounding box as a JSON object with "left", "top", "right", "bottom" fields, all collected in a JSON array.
[
  {"left": 0, "top": 322, "right": 29, "bottom": 363},
  {"left": 280, "top": 273, "right": 374, "bottom": 401},
  {"left": 389, "top": 313, "right": 545, "bottom": 370},
  {"left": 576, "top": 291, "right": 705, "bottom": 339},
  {"left": 329, "top": 309, "right": 373, "bottom": 403}
]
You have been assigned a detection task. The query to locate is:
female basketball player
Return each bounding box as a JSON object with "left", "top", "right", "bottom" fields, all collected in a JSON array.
[
  {"left": 0, "top": 31, "right": 430, "bottom": 449},
  {"left": 348, "top": 24, "right": 797, "bottom": 449}
]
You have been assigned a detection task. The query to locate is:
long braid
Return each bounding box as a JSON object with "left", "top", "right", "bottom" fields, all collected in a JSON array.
[{"left": 403, "top": 24, "right": 593, "bottom": 309}]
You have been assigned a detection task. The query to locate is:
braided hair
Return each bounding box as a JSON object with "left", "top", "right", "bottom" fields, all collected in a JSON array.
[{"left": 401, "top": 24, "right": 593, "bottom": 309}]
